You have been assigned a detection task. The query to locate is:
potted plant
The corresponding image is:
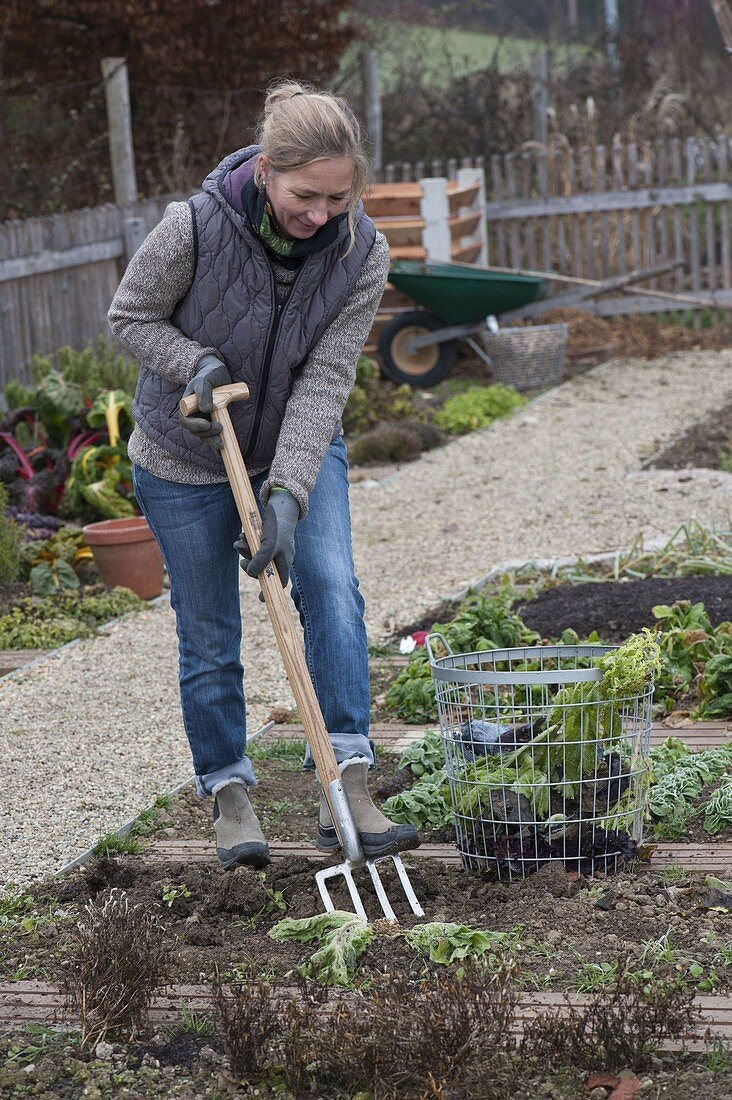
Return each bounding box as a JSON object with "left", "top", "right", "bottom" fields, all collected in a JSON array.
[{"left": 82, "top": 515, "right": 164, "bottom": 600}]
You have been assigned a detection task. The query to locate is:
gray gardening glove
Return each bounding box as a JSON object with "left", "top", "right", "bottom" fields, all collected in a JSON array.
[
  {"left": 234, "top": 488, "right": 299, "bottom": 601},
  {"left": 179, "top": 355, "right": 231, "bottom": 449}
]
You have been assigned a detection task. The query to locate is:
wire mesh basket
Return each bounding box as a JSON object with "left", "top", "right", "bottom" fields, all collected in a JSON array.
[
  {"left": 426, "top": 635, "right": 654, "bottom": 881},
  {"left": 481, "top": 323, "right": 569, "bottom": 391}
]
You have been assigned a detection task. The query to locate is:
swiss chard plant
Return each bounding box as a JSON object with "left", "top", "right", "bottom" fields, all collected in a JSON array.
[
  {"left": 384, "top": 590, "right": 539, "bottom": 723},
  {"left": 1, "top": 341, "right": 138, "bottom": 521}
]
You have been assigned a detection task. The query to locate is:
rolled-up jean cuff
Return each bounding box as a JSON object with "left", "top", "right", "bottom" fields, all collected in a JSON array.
[
  {"left": 303, "top": 734, "right": 374, "bottom": 771},
  {"left": 195, "top": 757, "right": 257, "bottom": 798}
]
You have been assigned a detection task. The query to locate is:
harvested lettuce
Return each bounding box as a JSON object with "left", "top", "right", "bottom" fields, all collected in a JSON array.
[
  {"left": 268, "top": 911, "right": 373, "bottom": 987},
  {"left": 404, "top": 923, "right": 515, "bottom": 965}
]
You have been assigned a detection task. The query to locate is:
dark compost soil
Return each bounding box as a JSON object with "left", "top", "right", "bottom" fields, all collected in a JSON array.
[
  {"left": 648, "top": 398, "right": 732, "bottom": 471},
  {"left": 518, "top": 574, "right": 732, "bottom": 645}
]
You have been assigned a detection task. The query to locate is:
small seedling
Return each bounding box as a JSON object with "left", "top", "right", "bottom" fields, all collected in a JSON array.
[
  {"left": 248, "top": 738, "right": 306, "bottom": 762},
  {"left": 706, "top": 1039, "right": 732, "bottom": 1072},
  {"left": 0, "top": 889, "right": 66, "bottom": 936},
  {"left": 571, "top": 960, "right": 617, "bottom": 992},
  {"left": 233, "top": 873, "right": 287, "bottom": 928},
  {"left": 640, "top": 931, "right": 678, "bottom": 966},
  {"left": 660, "top": 865, "right": 691, "bottom": 884},
  {"left": 686, "top": 959, "right": 721, "bottom": 992},
  {"left": 162, "top": 884, "right": 192, "bottom": 907},
  {"left": 59, "top": 888, "right": 173, "bottom": 1048},
  {"left": 525, "top": 939, "right": 555, "bottom": 959},
  {"left": 6, "top": 1024, "right": 79, "bottom": 1066},
  {"left": 716, "top": 942, "right": 732, "bottom": 967},
  {"left": 179, "top": 1000, "right": 215, "bottom": 1036},
  {"left": 92, "top": 831, "right": 142, "bottom": 858},
  {"left": 261, "top": 798, "right": 305, "bottom": 820}
]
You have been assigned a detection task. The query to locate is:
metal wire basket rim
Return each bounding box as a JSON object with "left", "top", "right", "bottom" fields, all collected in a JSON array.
[
  {"left": 425, "top": 637, "right": 617, "bottom": 663},
  {"left": 431, "top": 665, "right": 611, "bottom": 686},
  {"left": 483, "top": 322, "right": 570, "bottom": 339},
  {"left": 428, "top": 641, "right": 629, "bottom": 686}
]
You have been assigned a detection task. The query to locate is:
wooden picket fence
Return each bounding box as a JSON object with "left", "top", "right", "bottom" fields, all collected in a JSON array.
[
  {"left": 1, "top": 134, "right": 730, "bottom": 385},
  {"left": 380, "top": 135, "right": 732, "bottom": 317}
]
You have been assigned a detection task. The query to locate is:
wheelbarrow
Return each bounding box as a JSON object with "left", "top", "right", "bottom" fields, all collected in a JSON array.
[
  {"left": 378, "top": 260, "right": 546, "bottom": 386},
  {"left": 378, "top": 258, "right": 689, "bottom": 387}
]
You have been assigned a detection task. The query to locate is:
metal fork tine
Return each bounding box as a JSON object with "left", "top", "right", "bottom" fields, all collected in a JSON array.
[
  {"left": 316, "top": 854, "right": 424, "bottom": 923},
  {"left": 365, "top": 861, "right": 397, "bottom": 922},
  {"left": 391, "top": 855, "right": 425, "bottom": 917},
  {"left": 315, "top": 862, "right": 368, "bottom": 921}
]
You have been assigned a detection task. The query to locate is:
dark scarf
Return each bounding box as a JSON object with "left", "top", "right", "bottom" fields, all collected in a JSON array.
[{"left": 240, "top": 171, "right": 346, "bottom": 270}]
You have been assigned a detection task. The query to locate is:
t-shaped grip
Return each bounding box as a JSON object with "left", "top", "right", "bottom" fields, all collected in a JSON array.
[{"left": 178, "top": 381, "right": 250, "bottom": 417}]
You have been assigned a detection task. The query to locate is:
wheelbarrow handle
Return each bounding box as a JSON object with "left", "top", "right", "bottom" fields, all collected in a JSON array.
[{"left": 178, "top": 384, "right": 359, "bottom": 857}]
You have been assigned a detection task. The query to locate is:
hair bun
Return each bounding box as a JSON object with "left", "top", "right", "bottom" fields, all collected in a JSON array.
[{"left": 263, "top": 79, "right": 311, "bottom": 116}]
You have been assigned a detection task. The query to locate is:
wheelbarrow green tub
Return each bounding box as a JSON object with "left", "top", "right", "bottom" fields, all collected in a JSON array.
[{"left": 379, "top": 260, "right": 547, "bottom": 386}]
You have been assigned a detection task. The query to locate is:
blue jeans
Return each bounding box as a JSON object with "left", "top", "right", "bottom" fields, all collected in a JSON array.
[{"left": 132, "top": 435, "right": 372, "bottom": 796}]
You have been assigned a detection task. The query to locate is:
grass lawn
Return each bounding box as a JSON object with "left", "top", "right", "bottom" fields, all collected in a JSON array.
[{"left": 339, "top": 19, "right": 590, "bottom": 88}]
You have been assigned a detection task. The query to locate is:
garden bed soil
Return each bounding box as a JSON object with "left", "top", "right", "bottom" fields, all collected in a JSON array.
[
  {"left": 517, "top": 574, "right": 732, "bottom": 645},
  {"left": 529, "top": 307, "right": 732, "bottom": 366},
  {"left": 3, "top": 753, "right": 732, "bottom": 1095},
  {"left": 648, "top": 398, "right": 732, "bottom": 471},
  {"left": 4, "top": 747, "right": 731, "bottom": 996}
]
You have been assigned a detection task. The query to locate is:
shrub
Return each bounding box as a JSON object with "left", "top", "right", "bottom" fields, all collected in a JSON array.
[
  {"left": 0, "top": 586, "right": 145, "bottom": 648},
  {"left": 315, "top": 963, "right": 518, "bottom": 1100},
  {"left": 519, "top": 963, "right": 698, "bottom": 1074},
  {"left": 435, "top": 383, "right": 525, "bottom": 435},
  {"left": 343, "top": 357, "right": 414, "bottom": 436},
  {"left": 59, "top": 888, "right": 174, "bottom": 1048},
  {"left": 348, "top": 424, "right": 423, "bottom": 465},
  {"left": 0, "top": 485, "right": 22, "bottom": 585},
  {"left": 29, "top": 336, "right": 139, "bottom": 398},
  {"left": 212, "top": 973, "right": 279, "bottom": 1086}
]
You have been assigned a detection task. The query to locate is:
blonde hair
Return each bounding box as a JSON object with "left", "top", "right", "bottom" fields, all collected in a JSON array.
[{"left": 254, "top": 79, "right": 370, "bottom": 254}]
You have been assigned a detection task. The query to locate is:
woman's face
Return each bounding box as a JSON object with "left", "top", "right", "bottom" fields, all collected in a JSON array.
[{"left": 260, "top": 156, "right": 354, "bottom": 240}]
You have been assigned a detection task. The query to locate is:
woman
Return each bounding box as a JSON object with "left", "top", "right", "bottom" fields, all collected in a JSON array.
[{"left": 108, "top": 79, "right": 420, "bottom": 870}]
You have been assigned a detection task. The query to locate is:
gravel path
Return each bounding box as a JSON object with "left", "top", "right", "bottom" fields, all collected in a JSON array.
[{"left": 3, "top": 349, "right": 732, "bottom": 885}]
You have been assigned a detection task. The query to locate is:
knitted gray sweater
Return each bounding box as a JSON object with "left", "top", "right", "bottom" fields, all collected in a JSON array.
[{"left": 108, "top": 201, "right": 390, "bottom": 517}]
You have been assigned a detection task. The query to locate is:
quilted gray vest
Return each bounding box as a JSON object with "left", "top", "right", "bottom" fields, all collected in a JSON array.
[{"left": 133, "top": 146, "right": 376, "bottom": 472}]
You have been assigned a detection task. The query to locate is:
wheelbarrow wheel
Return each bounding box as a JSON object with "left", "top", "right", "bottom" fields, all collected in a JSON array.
[{"left": 378, "top": 310, "right": 456, "bottom": 388}]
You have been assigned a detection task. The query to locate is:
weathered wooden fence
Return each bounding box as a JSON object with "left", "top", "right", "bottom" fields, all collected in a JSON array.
[
  {"left": 484, "top": 135, "right": 732, "bottom": 316},
  {"left": 0, "top": 196, "right": 180, "bottom": 387},
  {"left": 1, "top": 135, "right": 731, "bottom": 385}
]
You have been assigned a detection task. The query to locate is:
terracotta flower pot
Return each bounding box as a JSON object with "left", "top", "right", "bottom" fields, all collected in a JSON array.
[{"left": 82, "top": 516, "right": 165, "bottom": 600}]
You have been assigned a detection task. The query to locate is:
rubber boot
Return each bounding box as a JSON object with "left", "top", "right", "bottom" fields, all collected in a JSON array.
[
  {"left": 212, "top": 780, "right": 270, "bottom": 869},
  {"left": 316, "top": 758, "right": 421, "bottom": 858}
]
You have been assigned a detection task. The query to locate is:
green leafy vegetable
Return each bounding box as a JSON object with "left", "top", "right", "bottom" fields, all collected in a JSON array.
[
  {"left": 34, "top": 370, "right": 86, "bottom": 447},
  {"left": 385, "top": 591, "right": 538, "bottom": 723},
  {"left": 596, "top": 628, "right": 662, "bottom": 697},
  {"left": 382, "top": 768, "right": 452, "bottom": 829},
  {"left": 29, "top": 559, "right": 80, "bottom": 595},
  {"left": 397, "top": 728, "right": 444, "bottom": 777},
  {"left": 701, "top": 775, "right": 732, "bottom": 835},
  {"left": 63, "top": 444, "right": 136, "bottom": 521},
  {"left": 269, "top": 914, "right": 513, "bottom": 986},
  {"left": 435, "top": 383, "right": 525, "bottom": 435},
  {"left": 87, "top": 390, "right": 134, "bottom": 448},
  {"left": 698, "top": 651, "right": 732, "bottom": 718},
  {"left": 403, "top": 923, "right": 514, "bottom": 965},
  {"left": 268, "top": 912, "right": 373, "bottom": 987}
]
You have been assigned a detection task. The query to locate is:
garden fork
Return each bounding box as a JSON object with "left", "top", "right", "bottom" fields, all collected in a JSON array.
[{"left": 179, "top": 383, "right": 424, "bottom": 923}]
